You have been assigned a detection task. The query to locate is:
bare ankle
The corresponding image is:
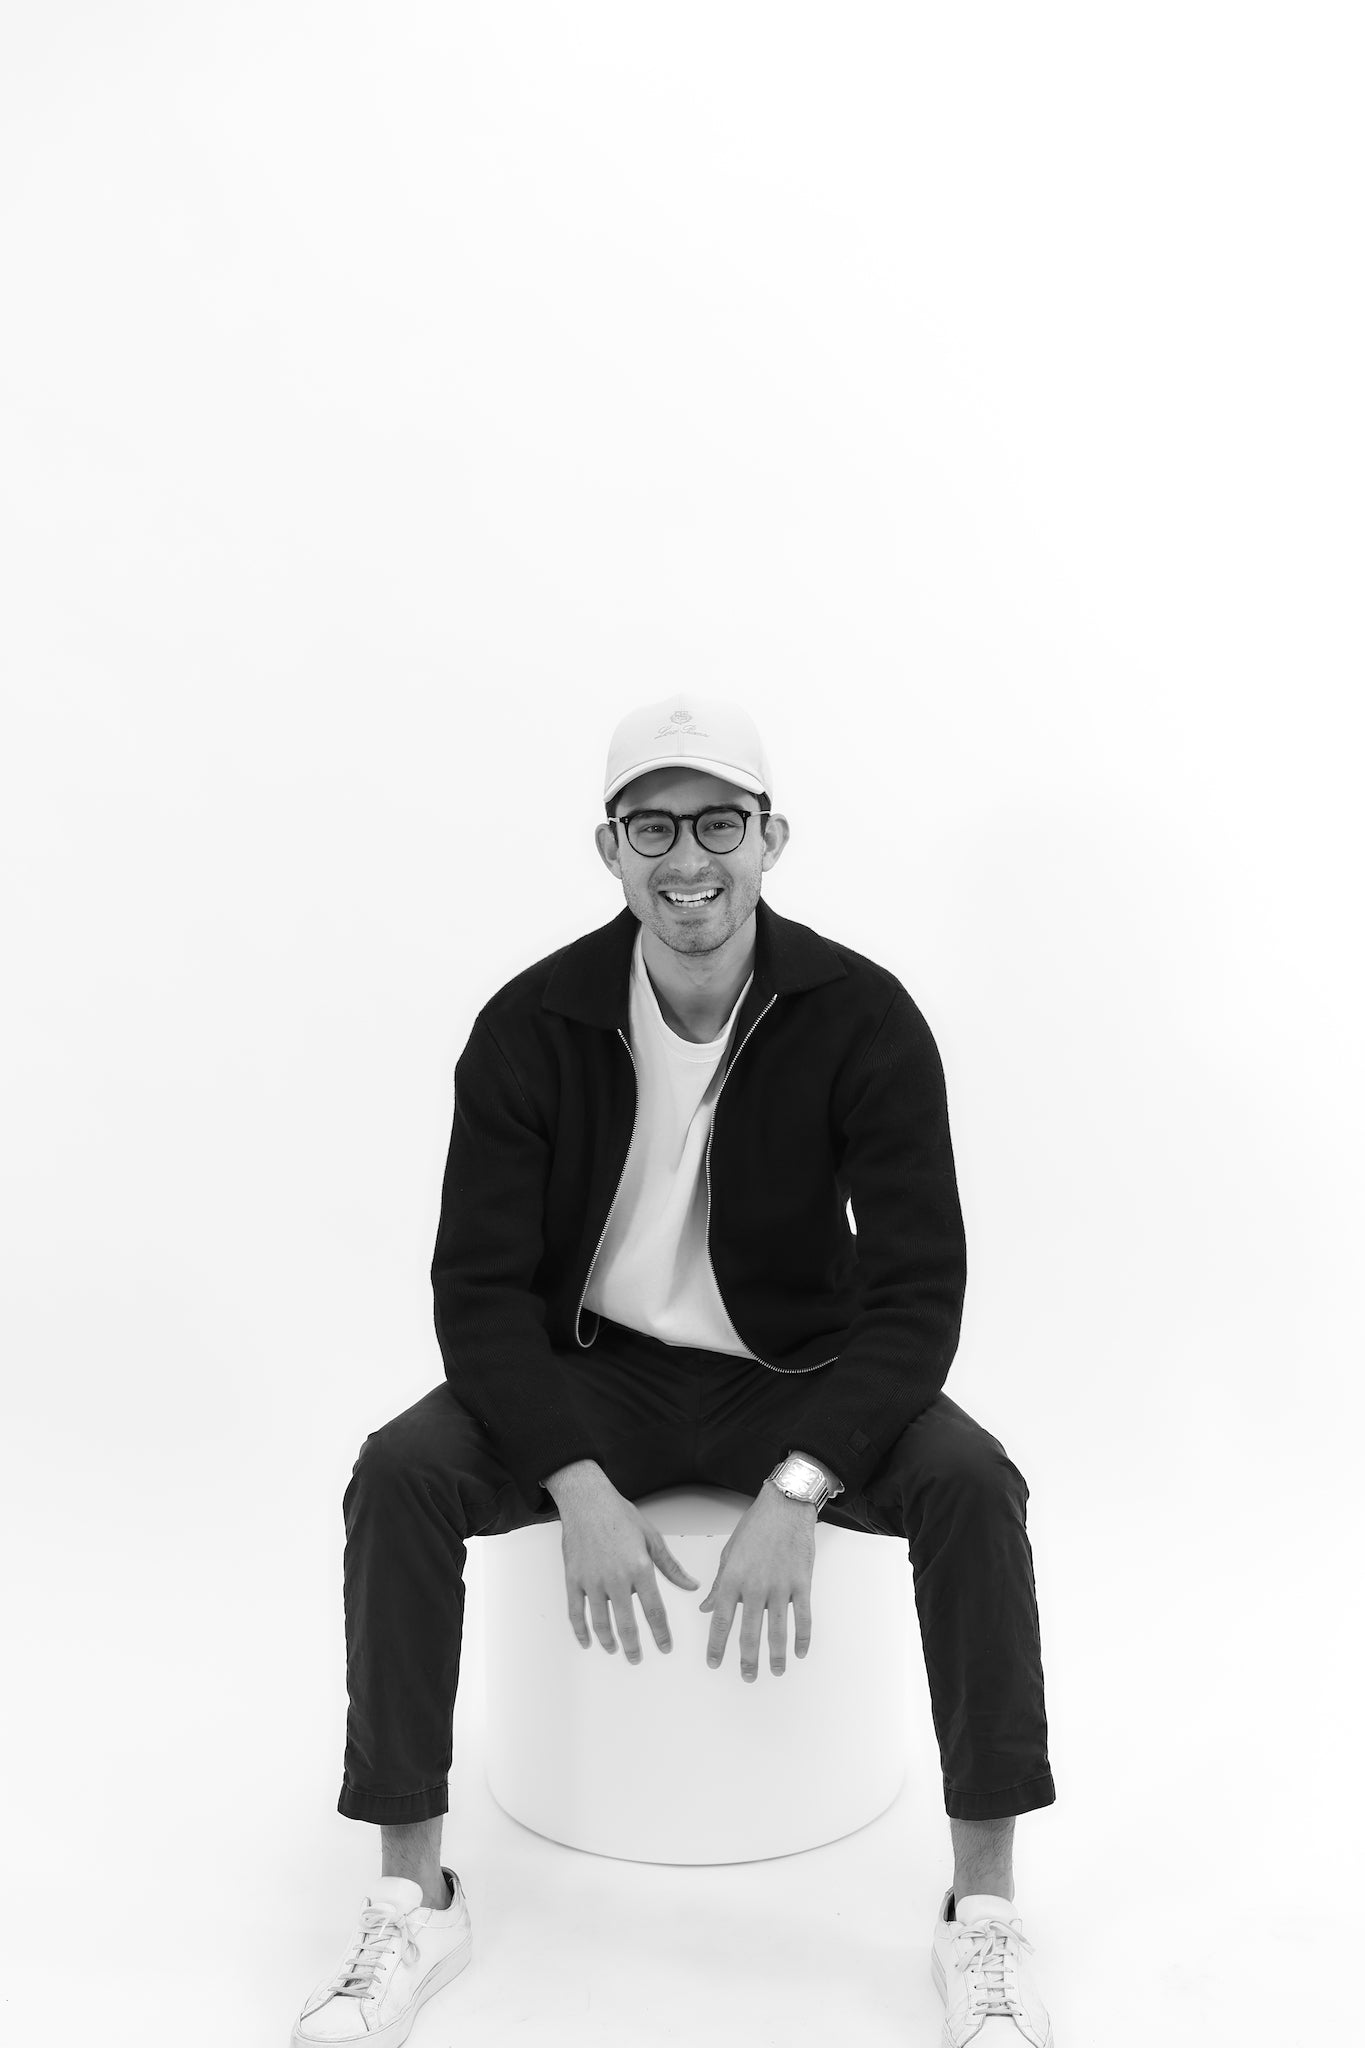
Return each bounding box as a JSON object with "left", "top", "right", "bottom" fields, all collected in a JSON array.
[
  {"left": 379, "top": 1817, "right": 449, "bottom": 1911},
  {"left": 949, "top": 1816, "right": 1015, "bottom": 1906}
]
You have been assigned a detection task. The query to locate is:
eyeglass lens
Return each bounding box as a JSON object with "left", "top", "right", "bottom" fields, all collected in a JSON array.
[{"left": 625, "top": 808, "right": 748, "bottom": 855}]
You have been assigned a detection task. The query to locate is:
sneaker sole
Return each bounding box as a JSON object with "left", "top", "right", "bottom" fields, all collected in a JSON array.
[
  {"left": 292, "top": 1924, "right": 473, "bottom": 2048},
  {"left": 931, "top": 1945, "right": 955, "bottom": 2045}
]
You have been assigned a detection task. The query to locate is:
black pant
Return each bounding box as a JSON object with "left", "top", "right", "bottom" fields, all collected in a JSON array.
[{"left": 338, "top": 1319, "right": 1055, "bottom": 1825}]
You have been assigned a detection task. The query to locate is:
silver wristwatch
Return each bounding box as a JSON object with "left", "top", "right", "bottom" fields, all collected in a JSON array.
[{"left": 766, "top": 1452, "right": 843, "bottom": 1511}]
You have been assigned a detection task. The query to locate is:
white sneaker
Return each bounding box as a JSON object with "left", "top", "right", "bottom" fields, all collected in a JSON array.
[
  {"left": 291, "top": 1867, "right": 473, "bottom": 2045},
  {"left": 930, "top": 1888, "right": 1053, "bottom": 2046}
]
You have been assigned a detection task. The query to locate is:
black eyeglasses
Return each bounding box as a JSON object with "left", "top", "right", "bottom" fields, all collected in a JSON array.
[{"left": 611, "top": 806, "right": 768, "bottom": 857}]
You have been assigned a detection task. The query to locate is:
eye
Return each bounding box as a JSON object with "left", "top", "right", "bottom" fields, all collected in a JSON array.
[{"left": 697, "top": 810, "right": 745, "bottom": 843}]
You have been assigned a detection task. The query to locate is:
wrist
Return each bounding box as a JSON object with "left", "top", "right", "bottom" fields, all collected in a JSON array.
[
  {"left": 542, "top": 1457, "right": 610, "bottom": 1505},
  {"left": 762, "top": 1475, "right": 819, "bottom": 1513}
]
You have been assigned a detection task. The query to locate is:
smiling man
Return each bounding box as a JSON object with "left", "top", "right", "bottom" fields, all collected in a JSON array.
[{"left": 292, "top": 697, "right": 1058, "bottom": 2048}]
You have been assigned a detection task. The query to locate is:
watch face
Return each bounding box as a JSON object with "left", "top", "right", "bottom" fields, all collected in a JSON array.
[{"left": 781, "top": 1457, "right": 823, "bottom": 1497}]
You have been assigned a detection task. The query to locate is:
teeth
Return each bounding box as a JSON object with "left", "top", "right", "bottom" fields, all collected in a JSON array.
[{"left": 664, "top": 889, "right": 719, "bottom": 904}]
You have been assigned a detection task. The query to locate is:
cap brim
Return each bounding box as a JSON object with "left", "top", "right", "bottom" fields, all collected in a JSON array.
[{"left": 604, "top": 756, "right": 768, "bottom": 803}]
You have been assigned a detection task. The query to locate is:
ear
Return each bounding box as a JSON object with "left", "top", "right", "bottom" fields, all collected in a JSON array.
[
  {"left": 759, "top": 811, "right": 791, "bottom": 872},
  {"left": 595, "top": 820, "right": 624, "bottom": 877}
]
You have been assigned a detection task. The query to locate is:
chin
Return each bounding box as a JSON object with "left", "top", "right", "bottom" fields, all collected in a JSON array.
[
  {"left": 633, "top": 902, "right": 701, "bottom": 947},
  {"left": 667, "top": 918, "right": 738, "bottom": 957}
]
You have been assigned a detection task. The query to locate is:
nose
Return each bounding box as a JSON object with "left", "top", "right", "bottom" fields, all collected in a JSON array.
[{"left": 663, "top": 823, "right": 724, "bottom": 879}]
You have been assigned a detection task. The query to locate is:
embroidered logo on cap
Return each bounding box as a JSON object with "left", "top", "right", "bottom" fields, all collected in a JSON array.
[{"left": 654, "top": 708, "right": 708, "bottom": 737}]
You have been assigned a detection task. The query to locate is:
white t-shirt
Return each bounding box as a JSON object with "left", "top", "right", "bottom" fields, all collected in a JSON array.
[{"left": 582, "top": 927, "right": 759, "bottom": 1357}]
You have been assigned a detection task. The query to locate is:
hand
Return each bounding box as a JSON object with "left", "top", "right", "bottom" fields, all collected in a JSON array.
[
  {"left": 698, "top": 1483, "right": 816, "bottom": 1681},
  {"left": 557, "top": 1482, "right": 701, "bottom": 1662}
]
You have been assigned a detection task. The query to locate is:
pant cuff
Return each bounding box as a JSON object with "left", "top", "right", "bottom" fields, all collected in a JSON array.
[
  {"left": 337, "top": 1780, "right": 450, "bottom": 1826},
  {"left": 944, "top": 1770, "right": 1056, "bottom": 1821}
]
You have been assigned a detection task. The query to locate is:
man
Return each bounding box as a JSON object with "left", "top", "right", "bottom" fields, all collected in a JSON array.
[{"left": 292, "top": 696, "right": 1057, "bottom": 2048}]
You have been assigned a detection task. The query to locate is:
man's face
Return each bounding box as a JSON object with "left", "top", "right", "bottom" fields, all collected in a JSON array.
[{"left": 593, "top": 767, "right": 788, "bottom": 957}]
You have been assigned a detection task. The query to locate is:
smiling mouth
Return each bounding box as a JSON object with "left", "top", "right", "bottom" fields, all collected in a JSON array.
[{"left": 659, "top": 887, "right": 723, "bottom": 907}]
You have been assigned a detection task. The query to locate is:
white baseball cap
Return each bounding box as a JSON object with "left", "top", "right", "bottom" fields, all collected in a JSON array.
[{"left": 604, "top": 695, "right": 774, "bottom": 807}]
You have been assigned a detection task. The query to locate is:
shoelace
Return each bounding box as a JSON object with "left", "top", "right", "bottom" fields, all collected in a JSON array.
[
  {"left": 328, "top": 1905, "right": 420, "bottom": 2001},
  {"left": 952, "top": 1915, "right": 1035, "bottom": 2016}
]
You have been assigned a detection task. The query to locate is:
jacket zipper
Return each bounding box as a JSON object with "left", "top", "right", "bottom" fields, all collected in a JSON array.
[
  {"left": 577, "top": 1003, "right": 841, "bottom": 1380},
  {"left": 704, "top": 993, "right": 839, "bottom": 1378},
  {"left": 574, "top": 1026, "right": 640, "bottom": 1347}
]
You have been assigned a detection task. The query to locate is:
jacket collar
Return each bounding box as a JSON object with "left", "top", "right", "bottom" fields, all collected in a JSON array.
[{"left": 542, "top": 895, "right": 847, "bottom": 1031}]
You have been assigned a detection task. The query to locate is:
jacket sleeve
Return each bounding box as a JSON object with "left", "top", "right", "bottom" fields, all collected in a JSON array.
[
  {"left": 779, "top": 987, "right": 968, "bottom": 1494},
  {"left": 430, "top": 1015, "right": 605, "bottom": 1509}
]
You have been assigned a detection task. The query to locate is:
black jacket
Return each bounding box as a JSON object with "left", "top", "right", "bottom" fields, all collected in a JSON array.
[{"left": 431, "top": 897, "right": 967, "bottom": 1509}]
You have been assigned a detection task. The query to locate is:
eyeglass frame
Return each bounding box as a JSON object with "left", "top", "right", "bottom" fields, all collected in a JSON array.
[{"left": 607, "top": 805, "right": 771, "bottom": 858}]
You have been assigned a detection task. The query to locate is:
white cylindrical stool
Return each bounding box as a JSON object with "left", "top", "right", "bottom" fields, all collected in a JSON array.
[{"left": 481, "top": 1484, "right": 910, "bottom": 1863}]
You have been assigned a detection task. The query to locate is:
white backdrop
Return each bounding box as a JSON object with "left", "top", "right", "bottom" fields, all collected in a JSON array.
[{"left": 3, "top": 5, "right": 1361, "bottom": 2041}]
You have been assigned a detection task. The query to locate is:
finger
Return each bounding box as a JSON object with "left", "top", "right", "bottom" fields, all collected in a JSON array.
[
  {"left": 767, "top": 1599, "right": 788, "bottom": 1677},
  {"left": 566, "top": 1584, "right": 591, "bottom": 1649},
  {"left": 793, "top": 1586, "right": 812, "bottom": 1659},
  {"left": 650, "top": 1539, "right": 701, "bottom": 1591},
  {"left": 706, "top": 1595, "right": 736, "bottom": 1668},
  {"left": 637, "top": 1579, "right": 673, "bottom": 1654},
  {"left": 588, "top": 1591, "right": 618, "bottom": 1654},
  {"left": 698, "top": 1537, "right": 733, "bottom": 1606},
  {"left": 611, "top": 1589, "right": 644, "bottom": 1664},
  {"left": 738, "top": 1594, "right": 764, "bottom": 1684}
]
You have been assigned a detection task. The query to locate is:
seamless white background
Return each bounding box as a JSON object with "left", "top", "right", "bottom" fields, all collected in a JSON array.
[{"left": 2, "top": 6, "right": 1361, "bottom": 2043}]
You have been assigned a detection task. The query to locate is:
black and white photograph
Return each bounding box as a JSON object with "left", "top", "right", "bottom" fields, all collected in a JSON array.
[{"left": 2, "top": 6, "right": 1360, "bottom": 2044}]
